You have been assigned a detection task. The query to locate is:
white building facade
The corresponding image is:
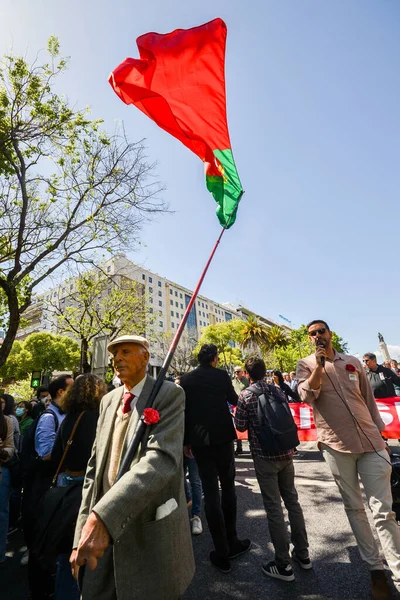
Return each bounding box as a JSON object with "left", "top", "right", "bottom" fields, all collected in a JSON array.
[{"left": 18, "top": 254, "right": 286, "bottom": 375}]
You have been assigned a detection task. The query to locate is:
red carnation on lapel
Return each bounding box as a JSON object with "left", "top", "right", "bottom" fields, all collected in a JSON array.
[
  {"left": 346, "top": 364, "right": 356, "bottom": 372},
  {"left": 143, "top": 408, "right": 160, "bottom": 425}
]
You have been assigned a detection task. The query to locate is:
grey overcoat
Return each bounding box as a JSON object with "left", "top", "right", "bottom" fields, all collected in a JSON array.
[{"left": 74, "top": 376, "right": 195, "bottom": 600}]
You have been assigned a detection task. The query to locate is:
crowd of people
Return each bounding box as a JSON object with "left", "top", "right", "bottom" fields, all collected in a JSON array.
[{"left": 0, "top": 322, "right": 400, "bottom": 600}]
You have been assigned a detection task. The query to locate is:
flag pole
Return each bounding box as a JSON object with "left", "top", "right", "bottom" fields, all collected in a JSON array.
[{"left": 116, "top": 222, "right": 229, "bottom": 481}]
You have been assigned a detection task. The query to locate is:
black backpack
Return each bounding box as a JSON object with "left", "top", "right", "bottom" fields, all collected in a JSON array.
[
  {"left": 248, "top": 384, "right": 299, "bottom": 453},
  {"left": 20, "top": 408, "right": 60, "bottom": 471}
]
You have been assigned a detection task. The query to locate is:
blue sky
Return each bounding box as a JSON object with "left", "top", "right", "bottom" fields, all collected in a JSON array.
[{"left": 1, "top": 0, "right": 399, "bottom": 358}]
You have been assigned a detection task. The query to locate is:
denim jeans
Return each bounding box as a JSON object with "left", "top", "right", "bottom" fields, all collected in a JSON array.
[
  {"left": 56, "top": 553, "right": 80, "bottom": 600},
  {"left": 0, "top": 466, "right": 11, "bottom": 561},
  {"left": 184, "top": 456, "right": 203, "bottom": 518},
  {"left": 55, "top": 473, "right": 83, "bottom": 600}
]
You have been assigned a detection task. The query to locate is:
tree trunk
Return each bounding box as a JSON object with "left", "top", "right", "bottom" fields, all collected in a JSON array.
[
  {"left": 0, "top": 284, "right": 21, "bottom": 368},
  {"left": 80, "top": 338, "right": 91, "bottom": 373}
]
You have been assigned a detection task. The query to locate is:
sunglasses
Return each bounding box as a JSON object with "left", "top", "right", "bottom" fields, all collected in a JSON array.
[
  {"left": 309, "top": 328, "right": 326, "bottom": 337},
  {"left": 363, "top": 359, "right": 371, "bottom": 363}
]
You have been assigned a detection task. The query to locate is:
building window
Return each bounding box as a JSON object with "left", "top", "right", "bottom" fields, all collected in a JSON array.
[
  {"left": 170, "top": 300, "right": 173, "bottom": 306},
  {"left": 180, "top": 293, "right": 183, "bottom": 299},
  {"left": 159, "top": 321, "right": 163, "bottom": 328},
  {"left": 201, "top": 302, "right": 204, "bottom": 308},
  {"left": 185, "top": 295, "right": 197, "bottom": 330},
  {"left": 149, "top": 287, "right": 153, "bottom": 293},
  {"left": 225, "top": 312, "right": 232, "bottom": 321},
  {"left": 142, "top": 274, "right": 146, "bottom": 280},
  {"left": 107, "top": 266, "right": 111, "bottom": 273},
  {"left": 206, "top": 304, "right": 208, "bottom": 309},
  {"left": 199, "top": 320, "right": 202, "bottom": 326},
  {"left": 175, "top": 291, "right": 178, "bottom": 297},
  {"left": 159, "top": 301, "right": 162, "bottom": 307},
  {"left": 149, "top": 297, "right": 153, "bottom": 303},
  {"left": 170, "top": 289, "right": 173, "bottom": 295},
  {"left": 149, "top": 307, "right": 153, "bottom": 313},
  {"left": 171, "top": 310, "right": 174, "bottom": 316},
  {"left": 198, "top": 301, "right": 200, "bottom": 306},
  {"left": 158, "top": 291, "right": 162, "bottom": 297},
  {"left": 180, "top": 303, "right": 183, "bottom": 309},
  {"left": 159, "top": 310, "right": 162, "bottom": 316},
  {"left": 203, "top": 312, "right": 205, "bottom": 317},
  {"left": 171, "top": 322, "right": 174, "bottom": 328},
  {"left": 149, "top": 276, "right": 152, "bottom": 283},
  {"left": 176, "top": 312, "right": 179, "bottom": 318},
  {"left": 158, "top": 281, "right": 162, "bottom": 287},
  {"left": 175, "top": 302, "right": 178, "bottom": 307}
]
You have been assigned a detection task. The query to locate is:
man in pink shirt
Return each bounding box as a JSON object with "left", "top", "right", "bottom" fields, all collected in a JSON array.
[{"left": 297, "top": 320, "right": 400, "bottom": 600}]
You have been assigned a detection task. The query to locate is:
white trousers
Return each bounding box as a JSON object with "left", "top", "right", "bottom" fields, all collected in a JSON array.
[{"left": 322, "top": 444, "right": 400, "bottom": 589}]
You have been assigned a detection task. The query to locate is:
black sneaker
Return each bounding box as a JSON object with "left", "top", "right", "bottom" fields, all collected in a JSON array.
[
  {"left": 228, "top": 538, "right": 252, "bottom": 559},
  {"left": 209, "top": 551, "right": 231, "bottom": 573},
  {"left": 262, "top": 561, "right": 295, "bottom": 582},
  {"left": 292, "top": 551, "right": 312, "bottom": 570}
]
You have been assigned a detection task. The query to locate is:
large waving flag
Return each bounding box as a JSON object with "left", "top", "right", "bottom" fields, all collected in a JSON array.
[{"left": 109, "top": 18, "right": 243, "bottom": 228}]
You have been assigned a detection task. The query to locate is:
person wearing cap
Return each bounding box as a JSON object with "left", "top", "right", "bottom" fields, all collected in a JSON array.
[
  {"left": 232, "top": 366, "right": 249, "bottom": 456},
  {"left": 70, "top": 335, "right": 195, "bottom": 600}
]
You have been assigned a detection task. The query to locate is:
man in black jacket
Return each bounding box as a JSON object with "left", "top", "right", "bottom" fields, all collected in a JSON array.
[
  {"left": 363, "top": 352, "right": 400, "bottom": 398},
  {"left": 181, "top": 344, "right": 251, "bottom": 573}
]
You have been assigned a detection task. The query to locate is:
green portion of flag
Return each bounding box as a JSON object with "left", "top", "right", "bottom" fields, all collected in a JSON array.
[
  {"left": 109, "top": 19, "right": 244, "bottom": 229},
  {"left": 206, "top": 149, "right": 243, "bottom": 228}
]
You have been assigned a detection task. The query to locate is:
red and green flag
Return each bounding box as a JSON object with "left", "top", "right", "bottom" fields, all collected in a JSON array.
[{"left": 109, "top": 18, "right": 243, "bottom": 229}]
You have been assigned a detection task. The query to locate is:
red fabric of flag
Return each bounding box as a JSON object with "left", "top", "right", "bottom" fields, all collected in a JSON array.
[{"left": 109, "top": 18, "right": 229, "bottom": 177}]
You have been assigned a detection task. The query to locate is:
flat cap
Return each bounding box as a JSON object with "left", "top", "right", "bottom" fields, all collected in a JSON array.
[{"left": 107, "top": 335, "right": 150, "bottom": 353}]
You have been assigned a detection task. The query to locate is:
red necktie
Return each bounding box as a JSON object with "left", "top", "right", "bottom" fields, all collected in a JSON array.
[{"left": 122, "top": 392, "right": 135, "bottom": 415}]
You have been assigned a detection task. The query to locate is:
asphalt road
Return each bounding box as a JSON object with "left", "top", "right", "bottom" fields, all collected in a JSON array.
[
  {"left": 2, "top": 442, "right": 399, "bottom": 599},
  {"left": 183, "top": 442, "right": 399, "bottom": 600}
]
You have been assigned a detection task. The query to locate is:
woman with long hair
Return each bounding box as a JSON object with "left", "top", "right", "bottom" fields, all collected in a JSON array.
[
  {"left": 0, "top": 401, "right": 15, "bottom": 564},
  {"left": 272, "top": 370, "right": 301, "bottom": 403},
  {"left": 1, "top": 394, "right": 20, "bottom": 450},
  {"left": 51, "top": 374, "right": 107, "bottom": 600}
]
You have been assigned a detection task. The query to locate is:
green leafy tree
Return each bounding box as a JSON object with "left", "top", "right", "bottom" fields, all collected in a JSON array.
[
  {"left": 196, "top": 320, "right": 243, "bottom": 371},
  {"left": 0, "top": 332, "right": 79, "bottom": 383},
  {"left": 0, "top": 340, "right": 32, "bottom": 381},
  {"left": 6, "top": 379, "right": 33, "bottom": 402},
  {"left": 265, "top": 324, "right": 349, "bottom": 372},
  {"left": 49, "top": 270, "right": 151, "bottom": 371},
  {"left": 24, "top": 332, "right": 79, "bottom": 374},
  {"left": 0, "top": 38, "right": 165, "bottom": 367},
  {"left": 217, "top": 346, "right": 244, "bottom": 375}
]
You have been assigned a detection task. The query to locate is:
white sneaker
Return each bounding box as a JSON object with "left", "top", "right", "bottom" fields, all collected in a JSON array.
[
  {"left": 20, "top": 549, "right": 29, "bottom": 566},
  {"left": 191, "top": 516, "right": 203, "bottom": 535}
]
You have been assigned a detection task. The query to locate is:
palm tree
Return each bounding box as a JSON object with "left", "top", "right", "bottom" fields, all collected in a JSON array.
[
  {"left": 239, "top": 315, "right": 270, "bottom": 355},
  {"left": 264, "top": 325, "right": 289, "bottom": 352}
]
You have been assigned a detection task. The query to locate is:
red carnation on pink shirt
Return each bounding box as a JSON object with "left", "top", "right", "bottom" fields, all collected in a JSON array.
[{"left": 345, "top": 363, "right": 356, "bottom": 372}]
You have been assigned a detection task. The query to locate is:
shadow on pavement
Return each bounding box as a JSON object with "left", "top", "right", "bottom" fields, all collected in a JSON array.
[{"left": 183, "top": 446, "right": 378, "bottom": 600}]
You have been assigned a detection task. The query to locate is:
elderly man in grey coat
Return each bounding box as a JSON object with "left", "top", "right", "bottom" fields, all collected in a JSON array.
[{"left": 70, "top": 335, "right": 195, "bottom": 599}]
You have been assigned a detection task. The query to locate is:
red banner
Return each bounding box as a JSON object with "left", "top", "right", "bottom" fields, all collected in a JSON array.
[{"left": 235, "top": 398, "right": 400, "bottom": 442}]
